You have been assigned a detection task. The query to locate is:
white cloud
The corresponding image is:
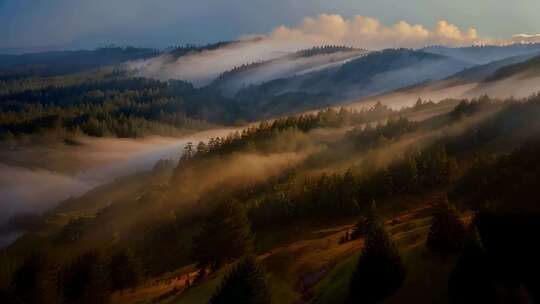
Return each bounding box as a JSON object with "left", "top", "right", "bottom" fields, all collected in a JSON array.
[
  {"left": 130, "top": 14, "right": 540, "bottom": 84},
  {"left": 266, "top": 14, "right": 488, "bottom": 49},
  {"left": 511, "top": 33, "right": 540, "bottom": 44}
]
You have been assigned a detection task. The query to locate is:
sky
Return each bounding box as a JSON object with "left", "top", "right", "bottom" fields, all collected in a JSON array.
[{"left": 1, "top": 0, "right": 539, "bottom": 52}]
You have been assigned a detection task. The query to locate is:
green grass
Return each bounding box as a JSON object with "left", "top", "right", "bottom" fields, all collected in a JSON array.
[
  {"left": 309, "top": 212, "right": 456, "bottom": 304},
  {"left": 310, "top": 253, "right": 358, "bottom": 304},
  {"left": 386, "top": 244, "right": 457, "bottom": 303},
  {"left": 267, "top": 272, "right": 302, "bottom": 304}
]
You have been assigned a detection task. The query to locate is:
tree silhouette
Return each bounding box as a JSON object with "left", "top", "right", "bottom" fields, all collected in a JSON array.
[
  {"left": 10, "top": 252, "right": 60, "bottom": 304},
  {"left": 60, "top": 251, "right": 111, "bottom": 304},
  {"left": 209, "top": 256, "right": 271, "bottom": 304},
  {"left": 448, "top": 227, "right": 497, "bottom": 304},
  {"left": 349, "top": 206, "right": 405, "bottom": 303},
  {"left": 427, "top": 198, "right": 466, "bottom": 253},
  {"left": 108, "top": 249, "right": 141, "bottom": 292},
  {"left": 193, "top": 200, "right": 255, "bottom": 270}
]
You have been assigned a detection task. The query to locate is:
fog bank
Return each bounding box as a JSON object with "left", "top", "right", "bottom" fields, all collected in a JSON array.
[{"left": 0, "top": 129, "right": 235, "bottom": 241}]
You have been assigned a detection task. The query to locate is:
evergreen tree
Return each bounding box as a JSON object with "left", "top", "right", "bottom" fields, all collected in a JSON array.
[
  {"left": 108, "top": 249, "right": 141, "bottom": 292},
  {"left": 426, "top": 198, "right": 467, "bottom": 253},
  {"left": 10, "top": 252, "right": 60, "bottom": 304},
  {"left": 349, "top": 206, "right": 405, "bottom": 303},
  {"left": 448, "top": 227, "right": 497, "bottom": 304},
  {"left": 0, "top": 288, "right": 17, "bottom": 304},
  {"left": 60, "top": 251, "right": 111, "bottom": 304},
  {"left": 193, "top": 200, "right": 255, "bottom": 270},
  {"left": 209, "top": 256, "right": 271, "bottom": 304}
]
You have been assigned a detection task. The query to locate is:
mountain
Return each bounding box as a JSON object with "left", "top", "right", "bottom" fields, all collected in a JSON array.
[
  {"left": 421, "top": 43, "right": 540, "bottom": 65},
  {"left": 234, "top": 49, "right": 472, "bottom": 116},
  {"left": 444, "top": 51, "right": 540, "bottom": 84},
  {"left": 3, "top": 92, "right": 540, "bottom": 304},
  {"left": 210, "top": 46, "right": 368, "bottom": 96},
  {"left": 346, "top": 53, "right": 540, "bottom": 110},
  {"left": 0, "top": 47, "right": 159, "bottom": 79},
  {"left": 483, "top": 54, "right": 540, "bottom": 82}
]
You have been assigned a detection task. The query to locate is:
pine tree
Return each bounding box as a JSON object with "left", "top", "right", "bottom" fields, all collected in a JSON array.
[
  {"left": 0, "top": 288, "right": 17, "bottom": 304},
  {"left": 448, "top": 227, "right": 497, "bottom": 304},
  {"left": 193, "top": 200, "right": 255, "bottom": 270},
  {"left": 349, "top": 206, "right": 405, "bottom": 303},
  {"left": 61, "top": 251, "right": 111, "bottom": 304},
  {"left": 426, "top": 199, "right": 466, "bottom": 253},
  {"left": 209, "top": 256, "right": 271, "bottom": 304},
  {"left": 10, "top": 252, "right": 60, "bottom": 304},
  {"left": 108, "top": 249, "right": 141, "bottom": 292}
]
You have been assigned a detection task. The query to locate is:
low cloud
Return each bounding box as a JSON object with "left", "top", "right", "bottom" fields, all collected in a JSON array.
[
  {"left": 130, "top": 14, "right": 540, "bottom": 85},
  {"left": 511, "top": 33, "right": 540, "bottom": 44},
  {"left": 267, "top": 15, "right": 484, "bottom": 49},
  {"left": 129, "top": 39, "right": 304, "bottom": 86}
]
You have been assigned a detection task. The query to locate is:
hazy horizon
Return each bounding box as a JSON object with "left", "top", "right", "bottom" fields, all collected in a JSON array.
[{"left": 1, "top": 0, "right": 540, "bottom": 53}]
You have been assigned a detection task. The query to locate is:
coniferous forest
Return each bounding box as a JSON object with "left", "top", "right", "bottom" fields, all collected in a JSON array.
[
  {"left": 3, "top": 90, "right": 540, "bottom": 303},
  {"left": 3, "top": 6, "right": 540, "bottom": 303}
]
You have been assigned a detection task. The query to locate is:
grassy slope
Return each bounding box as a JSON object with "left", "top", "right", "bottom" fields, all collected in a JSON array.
[
  {"left": 115, "top": 194, "right": 466, "bottom": 304},
  {"left": 0, "top": 171, "right": 157, "bottom": 285}
]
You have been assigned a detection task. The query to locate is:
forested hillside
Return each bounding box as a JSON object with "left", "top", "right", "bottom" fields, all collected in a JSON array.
[
  {"left": 2, "top": 93, "right": 540, "bottom": 303},
  {"left": 0, "top": 74, "right": 243, "bottom": 142},
  {"left": 3, "top": 43, "right": 540, "bottom": 144}
]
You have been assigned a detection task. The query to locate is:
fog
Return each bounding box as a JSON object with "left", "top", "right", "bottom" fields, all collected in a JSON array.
[
  {"left": 468, "top": 73, "right": 540, "bottom": 99},
  {"left": 345, "top": 66, "right": 540, "bottom": 111},
  {"left": 0, "top": 128, "right": 235, "bottom": 242},
  {"left": 128, "top": 38, "right": 316, "bottom": 87},
  {"left": 213, "top": 49, "right": 368, "bottom": 95}
]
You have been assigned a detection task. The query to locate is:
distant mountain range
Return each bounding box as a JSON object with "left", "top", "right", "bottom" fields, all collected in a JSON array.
[
  {"left": 346, "top": 50, "right": 540, "bottom": 109},
  {"left": 210, "top": 46, "right": 368, "bottom": 96},
  {"left": 0, "top": 47, "right": 158, "bottom": 79},
  {"left": 2, "top": 42, "right": 540, "bottom": 118},
  {"left": 421, "top": 43, "right": 540, "bottom": 64}
]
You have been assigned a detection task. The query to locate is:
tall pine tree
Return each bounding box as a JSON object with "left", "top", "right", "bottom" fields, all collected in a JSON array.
[
  {"left": 108, "top": 249, "right": 141, "bottom": 292},
  {"left": 448, "top": 227, "right": 497, "bottom": 304},
  {"left": 209, "top": 256, "right": 271, "bottom": 304},
  {"left": 426, "top": 198, "right": 466, "bottom": 253},
  {"left": 349, "top": 205, "right": 405, "bottom": 303},
  {"left": 60, "top": 251, "right": 111, "bottom": 304},
  {"left": 10, "top": 251, "right": 60, "bottom": 304},
  {"left": 193, "top": 200, "right": 255, "bottom": 270}
]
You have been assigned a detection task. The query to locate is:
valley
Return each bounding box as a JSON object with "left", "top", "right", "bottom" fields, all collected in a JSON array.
[{"left": 2, "top": 18, "right": 540, "bottom": 304}]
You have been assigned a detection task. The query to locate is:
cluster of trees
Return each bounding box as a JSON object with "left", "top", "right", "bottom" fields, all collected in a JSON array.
[
  {"left": 426, "top": 199, "right": 467, "bottom": 253},
  {"left": 192, "top": 200, "right": 272, "bottom": 303},
  {"left": 426, "top": 184, "right": 540, "bottom": 303},
  {"left": 212, "top": 45, "right": 357, "bottom": 87},
  {"left": 295, "top": 45, "right": 356, "bottom": 57},
  {"left": 449, "top": 95, "right": 501, "bottom": 120},
  {"left": 455, "top": 136, "right": 540, "bottom": 212},
  {"left": 426, "top": 201, "right": 540, "bottom": 303},
  {"left": 0, "top": 77, "right": 240, "bottom": 141},
  {"left": 4, "top": 249, "right": 140, "bottom": 304},
  {"left": 209, "top": 256, "right": 271, "bottom": 304},
  {"left": 192, "top": 201, "right": 255, "bottom": 270},
  {"left": 444, "top": 93, "right": 540, "bottom": 157},
  {"left": 249, "top": 145, "right": 457, "bottom": 229},
  {"left": 213, "top": 60, "right": 267, "bottom": 83},
  {"left": 346, "top": 116, "right": 419, "bottom": 151},
  {"left": 5, "top": 92, "right": 540, "bottom": 303},
  {"left": 423, "top": 199, "right": 499, "bottom": 303},
  {"left": 178, "top": 105, "right": 396, "bottom": 160},
  {"left": 168, "top": 41, "right": 237, "bottom": 58},
  {"left": 348, "top": 204, "right": 405, "bottom": 303}
]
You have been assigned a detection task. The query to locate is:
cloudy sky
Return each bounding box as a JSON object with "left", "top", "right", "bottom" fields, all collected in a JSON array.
[{"left": 1, "top": 0, "right": 539, "bottom": 52}]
